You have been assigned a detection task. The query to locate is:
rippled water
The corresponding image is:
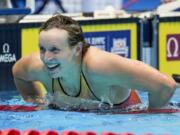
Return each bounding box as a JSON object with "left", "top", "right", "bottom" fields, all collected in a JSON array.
[{"left": 0, "top": 89, "right": 180, "bottom": 135}]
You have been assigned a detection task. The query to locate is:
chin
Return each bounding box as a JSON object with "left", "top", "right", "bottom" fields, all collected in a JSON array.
[{"left": 49, "top": 72, "right": 61, "bottom": 78}]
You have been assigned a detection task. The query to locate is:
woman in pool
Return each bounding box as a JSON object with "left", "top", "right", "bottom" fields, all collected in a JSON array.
[{"left": 12, "top": 14, "right": 177, "bottom": 111}]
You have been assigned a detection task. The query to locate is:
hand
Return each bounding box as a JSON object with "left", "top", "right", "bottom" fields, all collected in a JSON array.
[{"left": 25, "top": 95, "right": 47, "bottom": 105}]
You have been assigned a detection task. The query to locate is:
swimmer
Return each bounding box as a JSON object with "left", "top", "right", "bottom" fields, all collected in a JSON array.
[{"left": 12, "top": 14, "right": 177, "bottom": 111}]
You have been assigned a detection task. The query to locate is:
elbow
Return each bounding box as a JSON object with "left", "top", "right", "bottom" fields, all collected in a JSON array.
[
  {"left": 161, "top": 74, "right": 177, "bottom": 94},
  {"left": 148, "top": 75, "right": 177, "bottom": 109},
  {"left": 166, "top": 77, "right": 177, "bottom": 92},
  {"left": 172, "top": 81, "right": 177, "bottom": 90},
  {"left": 167, "top": 82, "right": 176, "bottom": 99},
  {"left": 12, "top": 62, "right": 18, "bottom": 77},
  {"left": 12, "top": 61, "right": 24, "bottom": 79},
  {"left": 161, "top": 78, "right": 177, "bottom": 101}
]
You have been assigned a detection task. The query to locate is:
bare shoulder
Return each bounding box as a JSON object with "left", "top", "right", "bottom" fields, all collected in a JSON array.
[
  {"left": 12, "top": 52, "right": 47, "bottom": 81},
  {"left": 83, "top": 47, "right": 131, "bottom": 86},
  {"left": 83, "top": 46, "right": 150, "bottom": 82},
  {"left": 84, "top": 46, "right": 128, "bottom": 74}
]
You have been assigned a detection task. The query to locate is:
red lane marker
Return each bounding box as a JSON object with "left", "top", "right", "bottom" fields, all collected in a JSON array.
[
  {"left": 41, "top": 130, "right": 59, "bottom": 135},
  {"left": 2, "top": 129, "right": 21, "bottom": 135},
  {"left": 23, "top": 130, "right": 40, "bottom": 135},
  {"left": 119, "top": 133, "right": 135, "bottom": 135},
  {"left": 79, "top": 131, "right": 96, "bottom": 135},
  {"left": 101, "top": 132, "right": 117, "bottom": 135},
  {"left": 60, "top": 131, "right": 79, "bottom": 135},
  {"left": 0, "top": 105, "right": 38, "bottom": 112}
]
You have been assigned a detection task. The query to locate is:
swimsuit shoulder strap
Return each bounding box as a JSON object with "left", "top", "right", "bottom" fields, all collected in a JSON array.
[
  {"left": 80, "top": 71, "right": 101, "bottom": 101},
  {"left": 52, "top": 77, "right": 81, "bottom": 97}
]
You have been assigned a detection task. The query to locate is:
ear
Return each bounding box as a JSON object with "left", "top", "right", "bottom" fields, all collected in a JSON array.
[{"left": 74, "top": 42, "right": 83, "bottom": 56}]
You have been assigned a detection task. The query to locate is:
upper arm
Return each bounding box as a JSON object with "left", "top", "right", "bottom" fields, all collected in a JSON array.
[
  {"left": 12, "top": 56, "right": 29, "bottom": 80},
  {"left": 12, "top": 53, "right": 42, "bottom": 81},
  {"left": 87, "top": 49, "right": 176, "bottom": 91},
  {"left": 109, "top": 55, "right": 175, "bottom": 91}
]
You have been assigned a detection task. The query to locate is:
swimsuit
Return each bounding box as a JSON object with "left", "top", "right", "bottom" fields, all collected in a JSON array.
[
  {"left": 52, "top": 72, "right": 96, "bottom": 99},
  {"left": 52, "top": 72, "right": 141, "bottom": 109}
]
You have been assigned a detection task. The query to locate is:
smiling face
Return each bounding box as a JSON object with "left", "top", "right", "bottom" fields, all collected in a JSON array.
[{"left": 39, "top": 28, "right": 79, "bottom": 78}]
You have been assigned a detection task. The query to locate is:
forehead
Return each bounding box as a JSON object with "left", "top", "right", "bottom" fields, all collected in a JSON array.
[{"left": 39, "top": 28, "right": 69, "bottom": 44}]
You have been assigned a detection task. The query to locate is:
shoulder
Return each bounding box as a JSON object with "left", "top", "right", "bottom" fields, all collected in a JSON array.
[
  {"left": 83, "top": 46, "right": 128, "bottom": 74},
  {"left": 83, "top": 46, "right": 145, "bottom": 86},
  {"left": 12, "top": 52, "right": 47, "bottom": 81}
]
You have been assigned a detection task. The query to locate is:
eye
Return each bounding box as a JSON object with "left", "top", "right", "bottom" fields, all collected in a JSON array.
[
  {"left": 50, "top": 47, "right": 60, "bottom": 53},
  {"left": 39, "top": 46, "right": 45, "bottom": 53}
]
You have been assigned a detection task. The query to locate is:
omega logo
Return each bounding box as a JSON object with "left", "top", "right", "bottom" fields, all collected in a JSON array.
[
  {"left": 0, "top": 43, "right": 17, "bottom": 63},
  {"left": 167, "top": 37, "right": 179, "bottom": 58},
  {"left": 3, "top": 43, "right": 10, "bottom": 53}
]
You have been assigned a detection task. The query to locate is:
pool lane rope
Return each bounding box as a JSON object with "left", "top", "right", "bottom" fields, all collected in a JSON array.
[
  {"left": 0, "top": 105, "right": 37, "bottom": 112},
  {"left": 0, "top": 129, "right": 171, "bottom": 135},
  {"left": 0, "top": 104, "right": 180, "bottom": 114}
]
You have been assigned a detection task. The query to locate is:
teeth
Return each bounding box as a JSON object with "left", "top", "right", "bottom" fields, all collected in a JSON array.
[{"left": 47, "top": 64, "right": 59, "bottom": 69}]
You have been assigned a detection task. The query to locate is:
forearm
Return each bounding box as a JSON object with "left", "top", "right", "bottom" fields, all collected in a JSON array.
[
  {"left": 134, "top": 68, "right": 177, "bottom": 109},
  {"left": 14, "top": 77, "right": 46, "bottom": 103},
  {"left": 148, "top": 84, "right": 176, "bottom": 109}
]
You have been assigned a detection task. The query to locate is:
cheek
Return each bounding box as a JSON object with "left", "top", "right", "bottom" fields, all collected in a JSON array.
[
  {"left": 61, "top": 51, "right": 72, "bottom": 58},
  {"left": 55, "top": 53, "right": 67, "bottom": 63},
  {"left": 67, "top": 52, "right": 74, "bottom": 61},
  {"left": 56, "top": 53, "right": 64, "bottom": 59}
]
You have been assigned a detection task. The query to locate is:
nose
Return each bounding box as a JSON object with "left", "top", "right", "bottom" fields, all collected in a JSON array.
[{"left": 42, "top": 51, "right": 53, "bottom": 62}]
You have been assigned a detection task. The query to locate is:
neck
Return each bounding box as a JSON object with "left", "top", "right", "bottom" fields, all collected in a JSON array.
[{"left": 60, "top": 56, "right": 82, "bottom": 90}]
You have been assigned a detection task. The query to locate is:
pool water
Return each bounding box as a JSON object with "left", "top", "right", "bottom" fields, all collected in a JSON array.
[{"left": 0, "top": 89, "right": 180, "bottom": 135}]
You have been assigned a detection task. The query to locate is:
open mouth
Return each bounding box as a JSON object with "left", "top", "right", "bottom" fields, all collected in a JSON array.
[{"left": 47, "top": 64, "right": 60, "bottom": 70}]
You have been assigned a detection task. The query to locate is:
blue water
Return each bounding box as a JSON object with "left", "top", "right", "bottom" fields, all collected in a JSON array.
[{"left": 0, "top": 89, "right": 180, "bottom": 135}]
